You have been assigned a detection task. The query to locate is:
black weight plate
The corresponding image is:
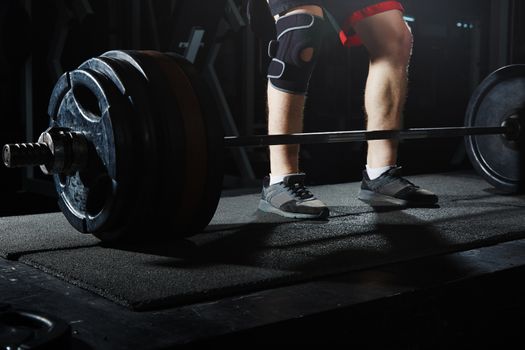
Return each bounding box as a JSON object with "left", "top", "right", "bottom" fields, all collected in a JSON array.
[
  {"left": 165, "top": 54, "right": 224, "bottom": 234},
  {"left": 47, "top": 67, "right": 135, "bottom": 234},
  {"left": 147, "top": 52, "right": 210, "bottom": 233},
  {"left": 465, "top": 64, "right": 525, "bottom": 193},
  {"left": 0, "top": 309, "right": 71, "bottom": 349},
  {"left": 104, "top": 50, "right": 189, "bottom": 239},
  {"left": 80, "top": 55, "right": 161, "bottom": 241}
]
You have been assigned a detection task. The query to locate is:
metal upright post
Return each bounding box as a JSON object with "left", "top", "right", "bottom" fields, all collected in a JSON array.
[
  {"left": 201, "top": 1, "right": 256, "bottom": 184},
  {"left": 23, "top": 0, "right": 33, "bottom": 180},
  {"left": 489, "top": 0, "right": 511, "bottom": 71},
  {"left": 242, "top": 22, "right": 256, "bottom": 137},
  {"left": 204, "top": 41, "right": 256, "bottom": 182}
]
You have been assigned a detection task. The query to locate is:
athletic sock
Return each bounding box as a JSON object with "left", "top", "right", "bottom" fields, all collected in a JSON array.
[
  {"left": 269, "top": 173, "right": 301, "bottom": 185},
  {"left": 366, "top": 165, "right": 395, "bottom": 180}
]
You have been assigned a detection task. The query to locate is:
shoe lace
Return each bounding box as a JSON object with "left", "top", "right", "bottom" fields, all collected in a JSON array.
[{"left": 286, "top": 182, "right": 314, "bottom": 200}]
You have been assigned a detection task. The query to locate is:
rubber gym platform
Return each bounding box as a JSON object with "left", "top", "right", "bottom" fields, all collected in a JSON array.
[{"left": 1, "top": 171, "right": 525, "bottom": 348}]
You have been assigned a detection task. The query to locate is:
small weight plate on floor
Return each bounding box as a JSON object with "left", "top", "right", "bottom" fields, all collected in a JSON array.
[
  {"left": 465, "top": 64, "right": 525, "bottom": 193},
  {"left": 0, "top": 308, "right": 71, "bottom": 349}
]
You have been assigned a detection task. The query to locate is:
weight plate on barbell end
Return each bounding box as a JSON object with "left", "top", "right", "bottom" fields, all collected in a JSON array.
[
  {"left": 465, "top": 64, "right": 525, "bottom": 193},
  {"left": 145, "top": 52, "right": 208, "bottom": 233},
  {"left": 0, "top": 308, "right": 71, "bottom": 349},
  {"left": 47, "top": 50, "right": 224, "bottom": 241},
  {"left": 47, "top": 66, "right": 135, "bottom": 234},
  {"left": 104, "top": 51, "right": 190, "bottom": 239},
  {"left": 165, "top": 53, "right": 224, "bottom": 235},
  {"left": 93, "top": 51, "right": 224, "bottom": 239},
  {"left": 78, "top": 55, "right": 162, "bottom": 241},
  {"left": 103, "top": 51, "right": 224, "bottom": 238}
]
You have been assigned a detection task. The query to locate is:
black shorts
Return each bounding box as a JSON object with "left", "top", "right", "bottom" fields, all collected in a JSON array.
[{"left": 267, "top": 0, "right": 405, "bottom": 47}]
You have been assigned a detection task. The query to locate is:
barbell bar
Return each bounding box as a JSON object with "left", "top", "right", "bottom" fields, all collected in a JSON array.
[
  {"left": 223, "top": 125, "right": 513, "bottom": 147},
  {"left": 2, "top": 125, "right": 514, "bottom": 168},
  {"left": 3, "top": 126, "right": 515, "bottom": 168},
  {"left": 2, "top": 50, "right": 524, "bottom": 242}
]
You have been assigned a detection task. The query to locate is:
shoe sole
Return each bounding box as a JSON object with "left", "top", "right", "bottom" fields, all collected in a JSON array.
[
  {"left": 358, "top": 190, "right": 409, "bottom": 207},
  {"left": 258, "top": 200, "right": 329, "bottom": 219},
  {"left": 358, "top": 190, "right": 438, "bottom": 208}
]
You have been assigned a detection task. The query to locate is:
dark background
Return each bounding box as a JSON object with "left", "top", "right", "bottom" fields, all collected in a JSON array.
[{"left": 0, "top": 0, "right": 523, "bottom": 215}]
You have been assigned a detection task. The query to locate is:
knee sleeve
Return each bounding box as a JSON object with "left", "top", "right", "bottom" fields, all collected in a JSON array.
[{"left": 267, "top": 13, "right": 326, "bottom": 95}]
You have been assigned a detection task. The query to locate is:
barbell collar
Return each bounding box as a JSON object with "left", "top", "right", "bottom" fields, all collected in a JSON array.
[
  {"left": 2, "top": 128, "right": 89, "bottom": 175},
  {"left": 37, "top": 128, "right": 89, "bottom": 175},
  {"left": 224, "top": 126, "right": 509, "bottom": 147}
]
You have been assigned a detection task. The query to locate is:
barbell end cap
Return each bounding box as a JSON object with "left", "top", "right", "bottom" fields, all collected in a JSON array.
[
  {"left": 1, "top": 142, "right": 53, "bottom": 169},
  {"left": 501, "top": 114, "right": 523, "bottom": 142},
  {"left": 2, "top": 144, "right": 13, "bottom": 168}
]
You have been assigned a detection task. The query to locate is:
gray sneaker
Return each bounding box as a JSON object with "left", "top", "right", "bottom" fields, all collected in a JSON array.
[
  {"left": 258, "top": 174, "right": 329, "bottom": 219},
  {"left": 358, "top": 166, "right": 438, "bottom": 207}
]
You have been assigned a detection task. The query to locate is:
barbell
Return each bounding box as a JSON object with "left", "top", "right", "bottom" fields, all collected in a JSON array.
[{"left": 2, "top": 50, "right": 525, "bottom": 242}]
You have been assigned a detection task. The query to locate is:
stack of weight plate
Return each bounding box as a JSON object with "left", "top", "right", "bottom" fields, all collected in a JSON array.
[{"left": 47, "top": 51, "right": 224, "bottom": 241}]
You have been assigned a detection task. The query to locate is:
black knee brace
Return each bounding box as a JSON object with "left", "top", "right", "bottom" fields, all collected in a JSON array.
[{"left": 267, "top": 13, "right": 326, "bottom": 95}]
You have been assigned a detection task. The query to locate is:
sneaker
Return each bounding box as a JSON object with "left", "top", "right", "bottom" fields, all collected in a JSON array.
[
  {"left": 358, "top": 167, "right": 438, "bottom": 207},
  {"left": 258, "top": 174, "right": 330, "bottom": 219}
]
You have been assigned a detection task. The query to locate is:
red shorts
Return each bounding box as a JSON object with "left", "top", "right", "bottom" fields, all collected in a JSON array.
[
  {"left": 336, "top": 1, "right": 405, "bottom": 47},
  {"left": 267, "top": 0, "right": 405, "bottom": 47}
]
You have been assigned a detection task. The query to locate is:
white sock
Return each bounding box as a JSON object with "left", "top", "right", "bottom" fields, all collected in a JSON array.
[
  {"left": 366, "top": 165, "right": 395, "bottom": 180},
  {"left": 270, "top": 173, "right": 300, "bottom": 185}
]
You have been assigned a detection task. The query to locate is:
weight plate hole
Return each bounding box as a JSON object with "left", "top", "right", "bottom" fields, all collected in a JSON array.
[
  {"left": 86, "top": 175, "right": 112, "bottom": 217},
  {"left": 58, "top": 174, "right": 68, "bottom": 187},
  {"left": 73, "top": 85, "right": 102, "bottom": 119}
]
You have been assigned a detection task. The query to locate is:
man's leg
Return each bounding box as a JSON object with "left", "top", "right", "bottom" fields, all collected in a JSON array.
[
  {"left": 354, "top": 9, "right": 412, "bottom": 169},
  {"left": 268, "top": 5, "right": 323, "bottom": 177},
  {"left": 259, "top": 4, "right": 329, "bottom": 219},
  {"left": 354, "top": 10, "right": 438, "bottom": 206}
]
